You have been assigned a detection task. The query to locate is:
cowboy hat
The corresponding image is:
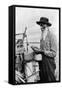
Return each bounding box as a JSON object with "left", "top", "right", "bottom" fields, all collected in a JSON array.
[{"left": 36, "top": 17, "right": 52, "bottom": 26}]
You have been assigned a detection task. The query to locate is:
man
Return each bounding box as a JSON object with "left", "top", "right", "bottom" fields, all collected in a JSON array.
[{"left": 34, "top": 17, "right": 57, "bottom": 82}]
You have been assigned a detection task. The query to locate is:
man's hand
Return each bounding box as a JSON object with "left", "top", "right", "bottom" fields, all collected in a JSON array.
[
  {"left": 31, "top": 46, "right": 40, "bottom": 51},
  {"left": 31, "top": 46, "right": 44, "bottom": 54}
]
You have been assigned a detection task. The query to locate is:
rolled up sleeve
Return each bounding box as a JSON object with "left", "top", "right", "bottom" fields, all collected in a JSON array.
[
  {"left": 50, "top": 34, "right": 57, "bottom": 57},
  {"left": 44, "top": 33, "right": 57, "bottom": 58}
]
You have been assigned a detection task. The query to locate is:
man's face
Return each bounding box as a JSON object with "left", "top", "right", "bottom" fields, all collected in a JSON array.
[{"left": 40, "top": 24, "right": 48, "bottom": 32}]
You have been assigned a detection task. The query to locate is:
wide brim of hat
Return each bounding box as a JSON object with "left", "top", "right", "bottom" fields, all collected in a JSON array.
[{"left": 36, "top": 21, "right": 52, "bottom": 26}]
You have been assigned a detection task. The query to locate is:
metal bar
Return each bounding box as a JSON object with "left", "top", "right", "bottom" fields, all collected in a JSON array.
[
  {"left": 15, "top": 33, "right": 23, "bottom": 35},
  {"left": 24, "top": 70, "right": 40, "bottom": 80}
]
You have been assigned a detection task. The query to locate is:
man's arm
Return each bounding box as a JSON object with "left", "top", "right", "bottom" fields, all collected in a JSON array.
[
  {"left": 44, "top": 50, "right": 56, "bottom": 58},
  {"left": 44, "top": 33, "right": 57, "bottom": 58}
]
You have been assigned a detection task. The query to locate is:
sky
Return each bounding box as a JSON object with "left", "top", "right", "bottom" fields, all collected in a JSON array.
[{"left": 16, "top": 7, "right": 59, "bottom": 44}]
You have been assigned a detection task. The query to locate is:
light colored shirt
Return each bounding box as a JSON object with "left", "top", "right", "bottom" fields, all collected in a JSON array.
[{"left": 40, "top": 30, "right": 57, "bottom": 58}]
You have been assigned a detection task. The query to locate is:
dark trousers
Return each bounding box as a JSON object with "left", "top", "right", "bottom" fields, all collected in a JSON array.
[{"left": 38, "top": 60, "right": 56, "bottom": 83}]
